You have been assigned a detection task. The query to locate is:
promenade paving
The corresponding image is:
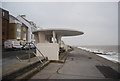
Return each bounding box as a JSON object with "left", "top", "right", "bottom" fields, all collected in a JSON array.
[
  {"left": 2, "top": 56, "right": 44, "bottom": 77},
  {"left": 30, "top": 48, "right": 119, "bottom": 79}
]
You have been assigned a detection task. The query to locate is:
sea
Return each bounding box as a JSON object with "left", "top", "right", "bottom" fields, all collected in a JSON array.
[{"left": 77, "top": 45, "right": 120, "bottom": 63}]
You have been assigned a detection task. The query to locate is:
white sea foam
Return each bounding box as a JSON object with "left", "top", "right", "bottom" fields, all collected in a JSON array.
[{"left": 78, "top": 47, "right": 119, "bottom": 63}]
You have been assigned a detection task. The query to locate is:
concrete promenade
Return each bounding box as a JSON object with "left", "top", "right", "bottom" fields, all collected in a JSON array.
[{"left": 30, "top": 48, "right": 119, "bottom": 79}]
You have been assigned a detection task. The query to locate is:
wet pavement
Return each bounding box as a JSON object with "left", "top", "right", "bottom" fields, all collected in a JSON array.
[
  {"left": 2, "top": 49, "right": 35, "bottom": 58},
  {"left": 30, "top": 48, "right": 119, "bottom": 79},
  {"left": 2, "top": 49, "right": 36, "bottom": 77},
  {"left": 2, "top": 49, "right": 35, "bottom": 66},
  {"left": 2, "top": 56, "right": 46, "bottom": 80}
]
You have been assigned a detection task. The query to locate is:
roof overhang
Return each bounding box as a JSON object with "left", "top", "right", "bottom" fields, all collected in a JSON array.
[{"left": 33, "top": 28, "right": 84, "bottom": 36}]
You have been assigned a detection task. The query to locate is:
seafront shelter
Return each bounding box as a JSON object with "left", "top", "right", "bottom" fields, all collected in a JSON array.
[{"left": 33, "top": 29, "right": 83, "bottom": 60}]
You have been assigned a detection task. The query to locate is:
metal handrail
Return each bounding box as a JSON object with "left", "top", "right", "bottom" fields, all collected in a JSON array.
[
  {"left": 16, "top": 42, "right": 46, "bottom": 63},
  {"left": 33, "top": 52, "right": 43, "bottom": 63},
  {"left": 30, "top": 42, "right": 46, "bottom": 59}
]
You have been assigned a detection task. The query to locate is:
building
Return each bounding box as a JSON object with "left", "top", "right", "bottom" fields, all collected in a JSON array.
[
  {"left": 33, "top": 29, "right": 84, "bottom": 60},
  {"left": 8, "top": 15, "right": 28, "bottom": 44},
  {"left": 9, "top": 15, "right": 22, "bottom": 40},
  {"left": 21, "top": 23, "right": 28, "bottom": 42},
  {"left": 17, "top": 15, "right": 38, "bottom": 42},
  {"left": 0, "top": 8, "right": 9, "bottom": 47}
]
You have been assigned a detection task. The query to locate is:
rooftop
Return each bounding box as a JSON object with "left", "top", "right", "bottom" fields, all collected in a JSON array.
[{"left": 33, "top": 28, "right": 84, "bottom": 36}]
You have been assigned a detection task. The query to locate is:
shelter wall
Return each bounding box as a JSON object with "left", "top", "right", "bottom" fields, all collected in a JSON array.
[
  {"left": 36, "top": 43, "right": 59, "bottom": 60},
  {"left": 38, "top": 32, "right": 46, "bottom": 43}
]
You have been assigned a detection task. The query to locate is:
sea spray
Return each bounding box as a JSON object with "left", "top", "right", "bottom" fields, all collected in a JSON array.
[{"left": 78, "top": 45, "right": 119, "bottom": 63}]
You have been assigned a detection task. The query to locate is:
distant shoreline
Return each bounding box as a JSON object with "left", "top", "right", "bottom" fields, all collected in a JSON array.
[
  {"left": 77, "top": 46, "right": 119, "bottom": 63},
  {"left": 74, "top": 45, "right": 120, "bottom": 47}
]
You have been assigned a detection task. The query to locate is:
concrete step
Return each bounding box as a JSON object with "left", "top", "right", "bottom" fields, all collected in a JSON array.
[
  {"left": 15, "top": 60, "right": 50, "bottom": 80},
  {"left": 2, "top": 57, "right": 50, "bottom": 80}
]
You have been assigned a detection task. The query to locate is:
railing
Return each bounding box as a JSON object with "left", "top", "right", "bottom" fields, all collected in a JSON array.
[
  {"left": 16, "top": 42, "right": 47, "bottom": 63},
  {"left": 31, "top": 42, "right": 46, "bottom": 59}
]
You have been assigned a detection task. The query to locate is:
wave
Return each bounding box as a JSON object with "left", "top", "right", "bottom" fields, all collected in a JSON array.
[{"left": 78, "top": 47, "right": 119, "bottom": 63}]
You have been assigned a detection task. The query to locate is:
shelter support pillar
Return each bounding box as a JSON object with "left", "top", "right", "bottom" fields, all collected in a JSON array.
[{"left": 52, "top": 31, "right": 56, "bottom": 43}]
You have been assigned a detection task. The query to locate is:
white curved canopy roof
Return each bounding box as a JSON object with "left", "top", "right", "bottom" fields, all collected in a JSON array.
[{"left": 33, "top": 28, "right": 84, "bottom": 36}]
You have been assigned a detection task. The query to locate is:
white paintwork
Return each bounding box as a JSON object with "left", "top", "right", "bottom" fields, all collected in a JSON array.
[
  {"left": 52, "top": 31, "right": 56, "bottom": 43},
  {"left": 33, "top": 29, "right": 83, "bottom": 60},
  {"left": 38, "top": 32, "right": 46, "bottom": 43},
  {"left": 33, "top": 29, "right": 84, "bottom": 36},
  {"left": 36, "top": 43, "right": 59, "bottom": 60},
  {"left": 17, "top": 16, "right": 31, "bottom": 42},
  {"left": 9, "top": 16, "right": 22, "bottom": 24},
  {"left": 17, "top": 15, "right": 37, "bottom": 42},
  {"left": 9, "top": 15, "right": 22, "bottom": 40}
]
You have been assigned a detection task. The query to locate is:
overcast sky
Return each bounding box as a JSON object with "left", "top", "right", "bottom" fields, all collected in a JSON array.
[{"left": 1, "top": 2, "right": 118, "bottom": 46}]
